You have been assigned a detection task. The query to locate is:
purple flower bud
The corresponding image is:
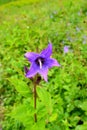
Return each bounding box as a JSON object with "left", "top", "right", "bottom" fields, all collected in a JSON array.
[{"left": 24, "top": 66, "right": 29, "bottom": 73}]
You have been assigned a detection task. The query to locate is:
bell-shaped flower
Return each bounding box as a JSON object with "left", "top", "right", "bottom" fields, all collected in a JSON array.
[{"left": 24, "top": 43, "right": 60, "bottom": 82}]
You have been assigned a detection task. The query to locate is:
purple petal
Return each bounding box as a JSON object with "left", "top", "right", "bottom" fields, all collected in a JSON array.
[
  {"left": 24, "top": 52, "right": 39, "bottom": 62},
  {"left": 45, "top": 58, "right": 60, "bottom": 68},
  {"left": 41, "top": 43, "right": 52, "bottom": 58},
  {"left": 25, "top": 63, "right": 38, "bottom": 78},
  {"left": 38, "top": 67, "right": 48, "bottom": 82}
]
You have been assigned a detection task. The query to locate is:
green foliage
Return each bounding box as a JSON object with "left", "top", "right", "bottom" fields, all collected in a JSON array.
[
  {"left": 0, "top": 0, "right": 87, "bottom": 130},
  {"left": 37, "top": 86, "right": 53, "bottom": 114},
  {"left": 9, "top": 76, "right": 30, "bottom": 97},
  {"left": 0, "top": 0, "right": 16, "bottom": 5}
]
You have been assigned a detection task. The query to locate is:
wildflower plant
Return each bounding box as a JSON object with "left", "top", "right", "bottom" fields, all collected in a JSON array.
[
  {"left": 24, "top": 43, "right": 60, "bottom": 122},
  {"left": 1, "top": 0, "right": 87, "bottom": 129}
]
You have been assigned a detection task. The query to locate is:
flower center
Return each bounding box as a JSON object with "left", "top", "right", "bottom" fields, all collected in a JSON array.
[
  {"left": 35, "top": 57, "right": 45, "bottom": 69},
  {"left": 38, "top": 59, "right": 42, "bottom": 69}
]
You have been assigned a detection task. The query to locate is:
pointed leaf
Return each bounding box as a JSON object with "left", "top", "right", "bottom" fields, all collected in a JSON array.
[
  {"left": 9, "top": 76, "right": 30, "bottom": 97},
  {"left": 37, "top": 86, "right": 53, "bottom": 114}
]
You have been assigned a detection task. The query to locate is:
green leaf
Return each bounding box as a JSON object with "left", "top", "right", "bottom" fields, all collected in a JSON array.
[
  {"left": 26, "top": 120, "right": 48, "bottom": 130},
  {"left": 79, "top": 100, "right": 87, "bottom": 111},
  {"left": 75, "top": 122, "right": 87, "bottom": 130},
  {"left": 11, "top": 100, "right": 34, "bottom": 126},
  {"left": 49, "top": 113, "right": 57, "bottom": 122},
  {"left": 9, "top": 76, "right": 30, "bottom": 97},
  {"left": 37, "top": 86, "right": 53, "bottom": 114}
]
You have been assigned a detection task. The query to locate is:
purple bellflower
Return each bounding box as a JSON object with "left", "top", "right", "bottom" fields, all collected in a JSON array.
[
  {"left": 24, "top": 43, "right": 60, "bottom": 82},
  {"left": 64, "top": 46, "right": 69, "bottom": 54}
]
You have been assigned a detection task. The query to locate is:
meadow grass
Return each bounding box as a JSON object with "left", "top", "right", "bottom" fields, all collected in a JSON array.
[{"left": 0, "top": 0, "right": 87, "bottom": 130}]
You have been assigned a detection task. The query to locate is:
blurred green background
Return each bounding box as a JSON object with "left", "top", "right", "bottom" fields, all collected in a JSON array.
[
  {"left": 0, "top": 0, "right": 87, "bottom": 130},
  {"left": 0, "top": 0, "right": 16, "bottom": 5}
]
